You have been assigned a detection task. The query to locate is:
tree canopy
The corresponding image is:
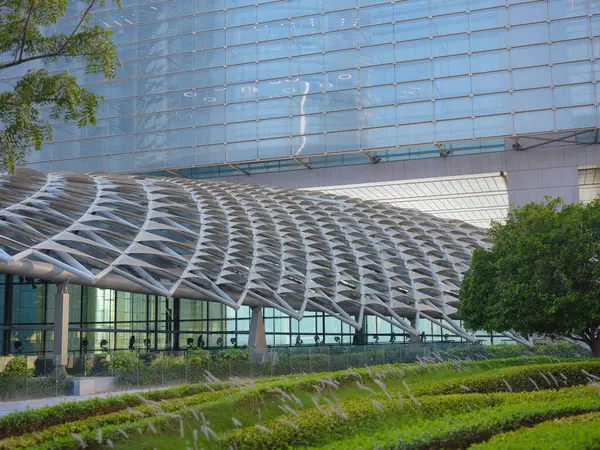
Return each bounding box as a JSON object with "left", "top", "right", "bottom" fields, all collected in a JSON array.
[
  {"left": 459, "top": 197, "right": 600, "bottom": 357},
  {"left": 0, "top": 0, "right": 120, "bottom": 172}
]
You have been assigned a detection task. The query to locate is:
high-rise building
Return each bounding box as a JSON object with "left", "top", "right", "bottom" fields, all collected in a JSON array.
[
  {"left": 1, "top": 0, "right": 600, "bottom": 355},
  {"left": 6, "top": 0, "right": 596, "bottom": 177}
]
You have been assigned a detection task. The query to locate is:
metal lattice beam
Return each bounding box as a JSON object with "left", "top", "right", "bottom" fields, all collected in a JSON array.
[{"left": 0, "top": 169, "right": 494, "bottom": 336}]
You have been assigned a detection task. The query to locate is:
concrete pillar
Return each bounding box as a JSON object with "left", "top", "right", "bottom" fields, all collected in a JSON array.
[
  {"left": 409, "top": 311, "right": 421, "bottom": 344},
  {"left": 249, "top": 306, "right": 267, "bottom": 351},
  {"left": 54, "top": 282, "right": 69, "bottom": 370}
]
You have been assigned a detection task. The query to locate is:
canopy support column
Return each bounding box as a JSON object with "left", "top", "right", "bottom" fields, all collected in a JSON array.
[
  {"left": 410, "top": 310, "right": 421, "bottom": 343},
  {"left": 54, "top": 282, "right": 69, "bottom": 374},
  {"left": 249, "top": 306, "right": 267, "bottom": 351}
]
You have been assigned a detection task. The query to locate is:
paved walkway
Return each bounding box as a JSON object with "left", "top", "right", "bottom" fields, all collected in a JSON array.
[{"left": 0, "top": 387, "right": 161, "bottom": 417}]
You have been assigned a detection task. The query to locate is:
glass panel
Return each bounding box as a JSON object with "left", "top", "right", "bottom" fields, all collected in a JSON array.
[
  {"left": 435, "top": 97, "right": 472, "bottom": 120},
  {"left": 556, "top": 106, "right": 597, "bottom": 130},
  {"left": 397, "top": 102, "right": 433, "bottom": 124},
  {"left": 512, "top": 66, "right": 552, "bottom": 90},
  {"left": 396, "top": 81, "right": 433, "bottom": 103},
  {"left": 554, "top": 84, "right": 595, "bottom": 108}
]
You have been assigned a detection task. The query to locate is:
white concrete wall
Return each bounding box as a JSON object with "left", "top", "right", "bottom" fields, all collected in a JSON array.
[{"left": 217, "top": 142, "right": 600, "bottom": 207}]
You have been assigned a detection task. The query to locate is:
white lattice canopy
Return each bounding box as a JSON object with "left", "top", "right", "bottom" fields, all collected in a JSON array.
[{"left": 0, "top": 169, "right": 493, "bottom": 340}]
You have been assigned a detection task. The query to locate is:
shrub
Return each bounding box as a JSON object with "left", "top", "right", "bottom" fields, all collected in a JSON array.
[
  {"left": 0, "top": 380, "right": 227, "bottom": 439},
  {"left": 533, "top": 342, "right": 589, "bottom": 356},
  {"left": 0, "top": 389, "right": 228, "bottom": 449},
  {"left": 411, "top": 361, "right": 600, "bottom": 396},
  {"left": 187, "top": 348, "right": 211, "bottom": 365},
  {"left": 104, "top": 351, "right": 138, "bottom": 373},
  {"left": 470, "top": 412, "right": 600, "bottom": 449},
  {"left": 214, "top": 347, "right": 251, "bottom": 363},
  {"left": 0, "top": 367, "right": 71, "bottom": 401},
  {"left": 0, "top": 356, "right": 576, "bottom": 441},
  {"left": 320, "top": 387, "right": 600, "bottom": 450},
  {"left": 223, "top": 385, "right": 600, "bottom": 449},
  {"left": 4, "top": 356, "right": 31, "bottom": 377}
]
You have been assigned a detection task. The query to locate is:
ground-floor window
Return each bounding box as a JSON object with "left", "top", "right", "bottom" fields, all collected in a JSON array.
[{"left": 0, "top": 274, "right": 508, "bottom": 356}]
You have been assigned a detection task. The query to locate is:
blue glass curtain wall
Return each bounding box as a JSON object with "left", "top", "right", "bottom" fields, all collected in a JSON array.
[{"left": 4, "top": 0, "right": 598, "bottom": 174}]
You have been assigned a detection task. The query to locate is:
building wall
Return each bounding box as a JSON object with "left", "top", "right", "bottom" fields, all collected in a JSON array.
[
  {"left": 3, "top": 0, "right": 599, "bottom": 174},
  {"left": 215, "top": 142, "right": 600, "bottom": 207}
]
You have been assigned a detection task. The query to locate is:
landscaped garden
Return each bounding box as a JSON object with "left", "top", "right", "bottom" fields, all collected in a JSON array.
[
  {"left": 0, "top": 341, "right": 587, "bottom": 401},
  {"left": 1, "top": 352, "right": 599, "bottom": 449}
]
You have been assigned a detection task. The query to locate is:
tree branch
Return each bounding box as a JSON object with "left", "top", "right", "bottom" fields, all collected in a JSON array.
[
  {"left": 0, "top": 52, "right": 60, "bottom": 70},
  {"left": 15, "top": 0, "right": 36, "bottom": 63},
  {"left": 2, "top": 0, "right": 98, "bottom": 71},
  {"left": 58, "top": 0, "right": 97, "bottom": 54}
]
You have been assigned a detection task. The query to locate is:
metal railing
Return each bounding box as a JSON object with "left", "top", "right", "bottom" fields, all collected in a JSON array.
[{"left": 0, "top": 342, "right": 587, "bottom": 402}]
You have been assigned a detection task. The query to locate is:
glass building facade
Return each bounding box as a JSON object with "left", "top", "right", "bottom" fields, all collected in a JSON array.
[
  {"left": 0, "top": 275, "right": 507, "bottom": 356},
  {"left": 0, "top": 0, "right": 597, "bottom": 175},
  {"left": 0, "top": 0, "right": 595, "bottom": 354}
]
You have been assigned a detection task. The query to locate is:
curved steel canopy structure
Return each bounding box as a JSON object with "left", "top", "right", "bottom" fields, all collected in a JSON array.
[{"left": 0, "top": 169, "right": 510, "bottom": 343}]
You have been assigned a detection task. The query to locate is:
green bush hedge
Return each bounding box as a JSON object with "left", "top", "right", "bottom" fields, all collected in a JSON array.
[
  {"left": 318, "top": 386, "right": 600, "bottom": 450},
  {"left": 0, "top": 389, "right": 229, "bottom": 450},
  {"left": 470, "top": 412, "right": 600, "bottom": 450},
  {"left": 0, "top": 356, "right": 71, "bottom": 401},
  {"left": 0, "top": 380, "right": 228, "bottom": 439},
  {"left": 411, "top": 361, "right": 600, "bottom": 396},
  {"left": 0, "top": 356, "right": 569, "bottom": 440},
  {"left": 225, "top": 385, "right": 600, "bottom": 449},
  {"left": 0, "top": 359, "right": 403, "bottom": 440},
  {"left": 442, "top": 342, "right": 588, "bottom": 359},
  {"left": 0, "top": 356, "right": 584, "bottom": 446}
]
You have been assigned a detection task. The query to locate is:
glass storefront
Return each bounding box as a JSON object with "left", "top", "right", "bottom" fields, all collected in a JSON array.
[{"left": 0, "top": 274, "right": 506, "bottom": 356}]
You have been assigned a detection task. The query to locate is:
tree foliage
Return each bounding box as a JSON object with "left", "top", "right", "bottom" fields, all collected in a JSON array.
[
  {"left": 459, "top": 197, "right": 600, "bottom": 356},
  {"left": 0, "top": 0, "right": 120, "bottom": 172}
]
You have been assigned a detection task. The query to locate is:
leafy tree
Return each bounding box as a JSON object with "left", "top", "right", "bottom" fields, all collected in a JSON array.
[
  {"left": 0, "top": 0, "right": 120, "bottom": 172},
  {"left": 459, "top": 197, "right": 600, "bottom": 357}
]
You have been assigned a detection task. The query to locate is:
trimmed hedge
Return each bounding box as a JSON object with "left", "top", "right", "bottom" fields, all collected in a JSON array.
[
  {"left": 0, "top": 357, "right": 585, "bottom": 448},
  {"left": 411, "top": 361, "right": 600, "bottom": 396},
  {"left": 223, "top": 384, "right": 599, "bottom": 450},
  {"left": 442, "top": 342, "right": 589, "bottom": 359},
  {"left": 26, "top": 385, "right": 301, "bottom": 450},
  {"left": 317, "top": 386, "right": 600, "bottom": 449},
  {"left": 0, "top": 361, "right": 417, "bottom": 446},
  {"left": 0, "top": 389, "right": 227, "bottom": 450},
  {"left": 470, "top": 412, "right": 600, "bottom": 449},
  {"left": 0, "top": 380, "right": 230, "bottom": 439},
  {"left": 0, "top": 356, "right": 574, "bottom": 441}
]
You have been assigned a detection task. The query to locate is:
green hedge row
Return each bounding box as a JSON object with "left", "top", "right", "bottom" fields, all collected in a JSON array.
[
  {"left": 470, "top": 412, "right": 600, "bottom": 450},
  {"left": 0, "top": 361, "right": 417, "bottom": 445},
  {"left": 0, "top": 375, "right": 72, "bottom": 401},
  {"left": 411, "top": 361, "right": 600, "bottom": 396},
  {"left": 2, "top": 356, "right": 512, "bottom": 449},
  {"left": 317, "top": 386, "right": 600, "bottom": 449},
  {"left": 0, "top": 380, "right": 232, "bottom": 439},
  {"left": 0, "top": 355, "right": 572, "bottom": 441},
  {"left": 224, "top": 385, "right": 600, "bottom": 449},
  {"left": 0, "top": 357, "right": 579, "bottom": 445},
  {"left": 24, "top": 384, "right": 290, "bottom": 450},
  {"left": 442, "top": 342, "right": 589, "bottom": 359},
  {"left": 0, "top": 389, "right": 229, "bottom": 450}
]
